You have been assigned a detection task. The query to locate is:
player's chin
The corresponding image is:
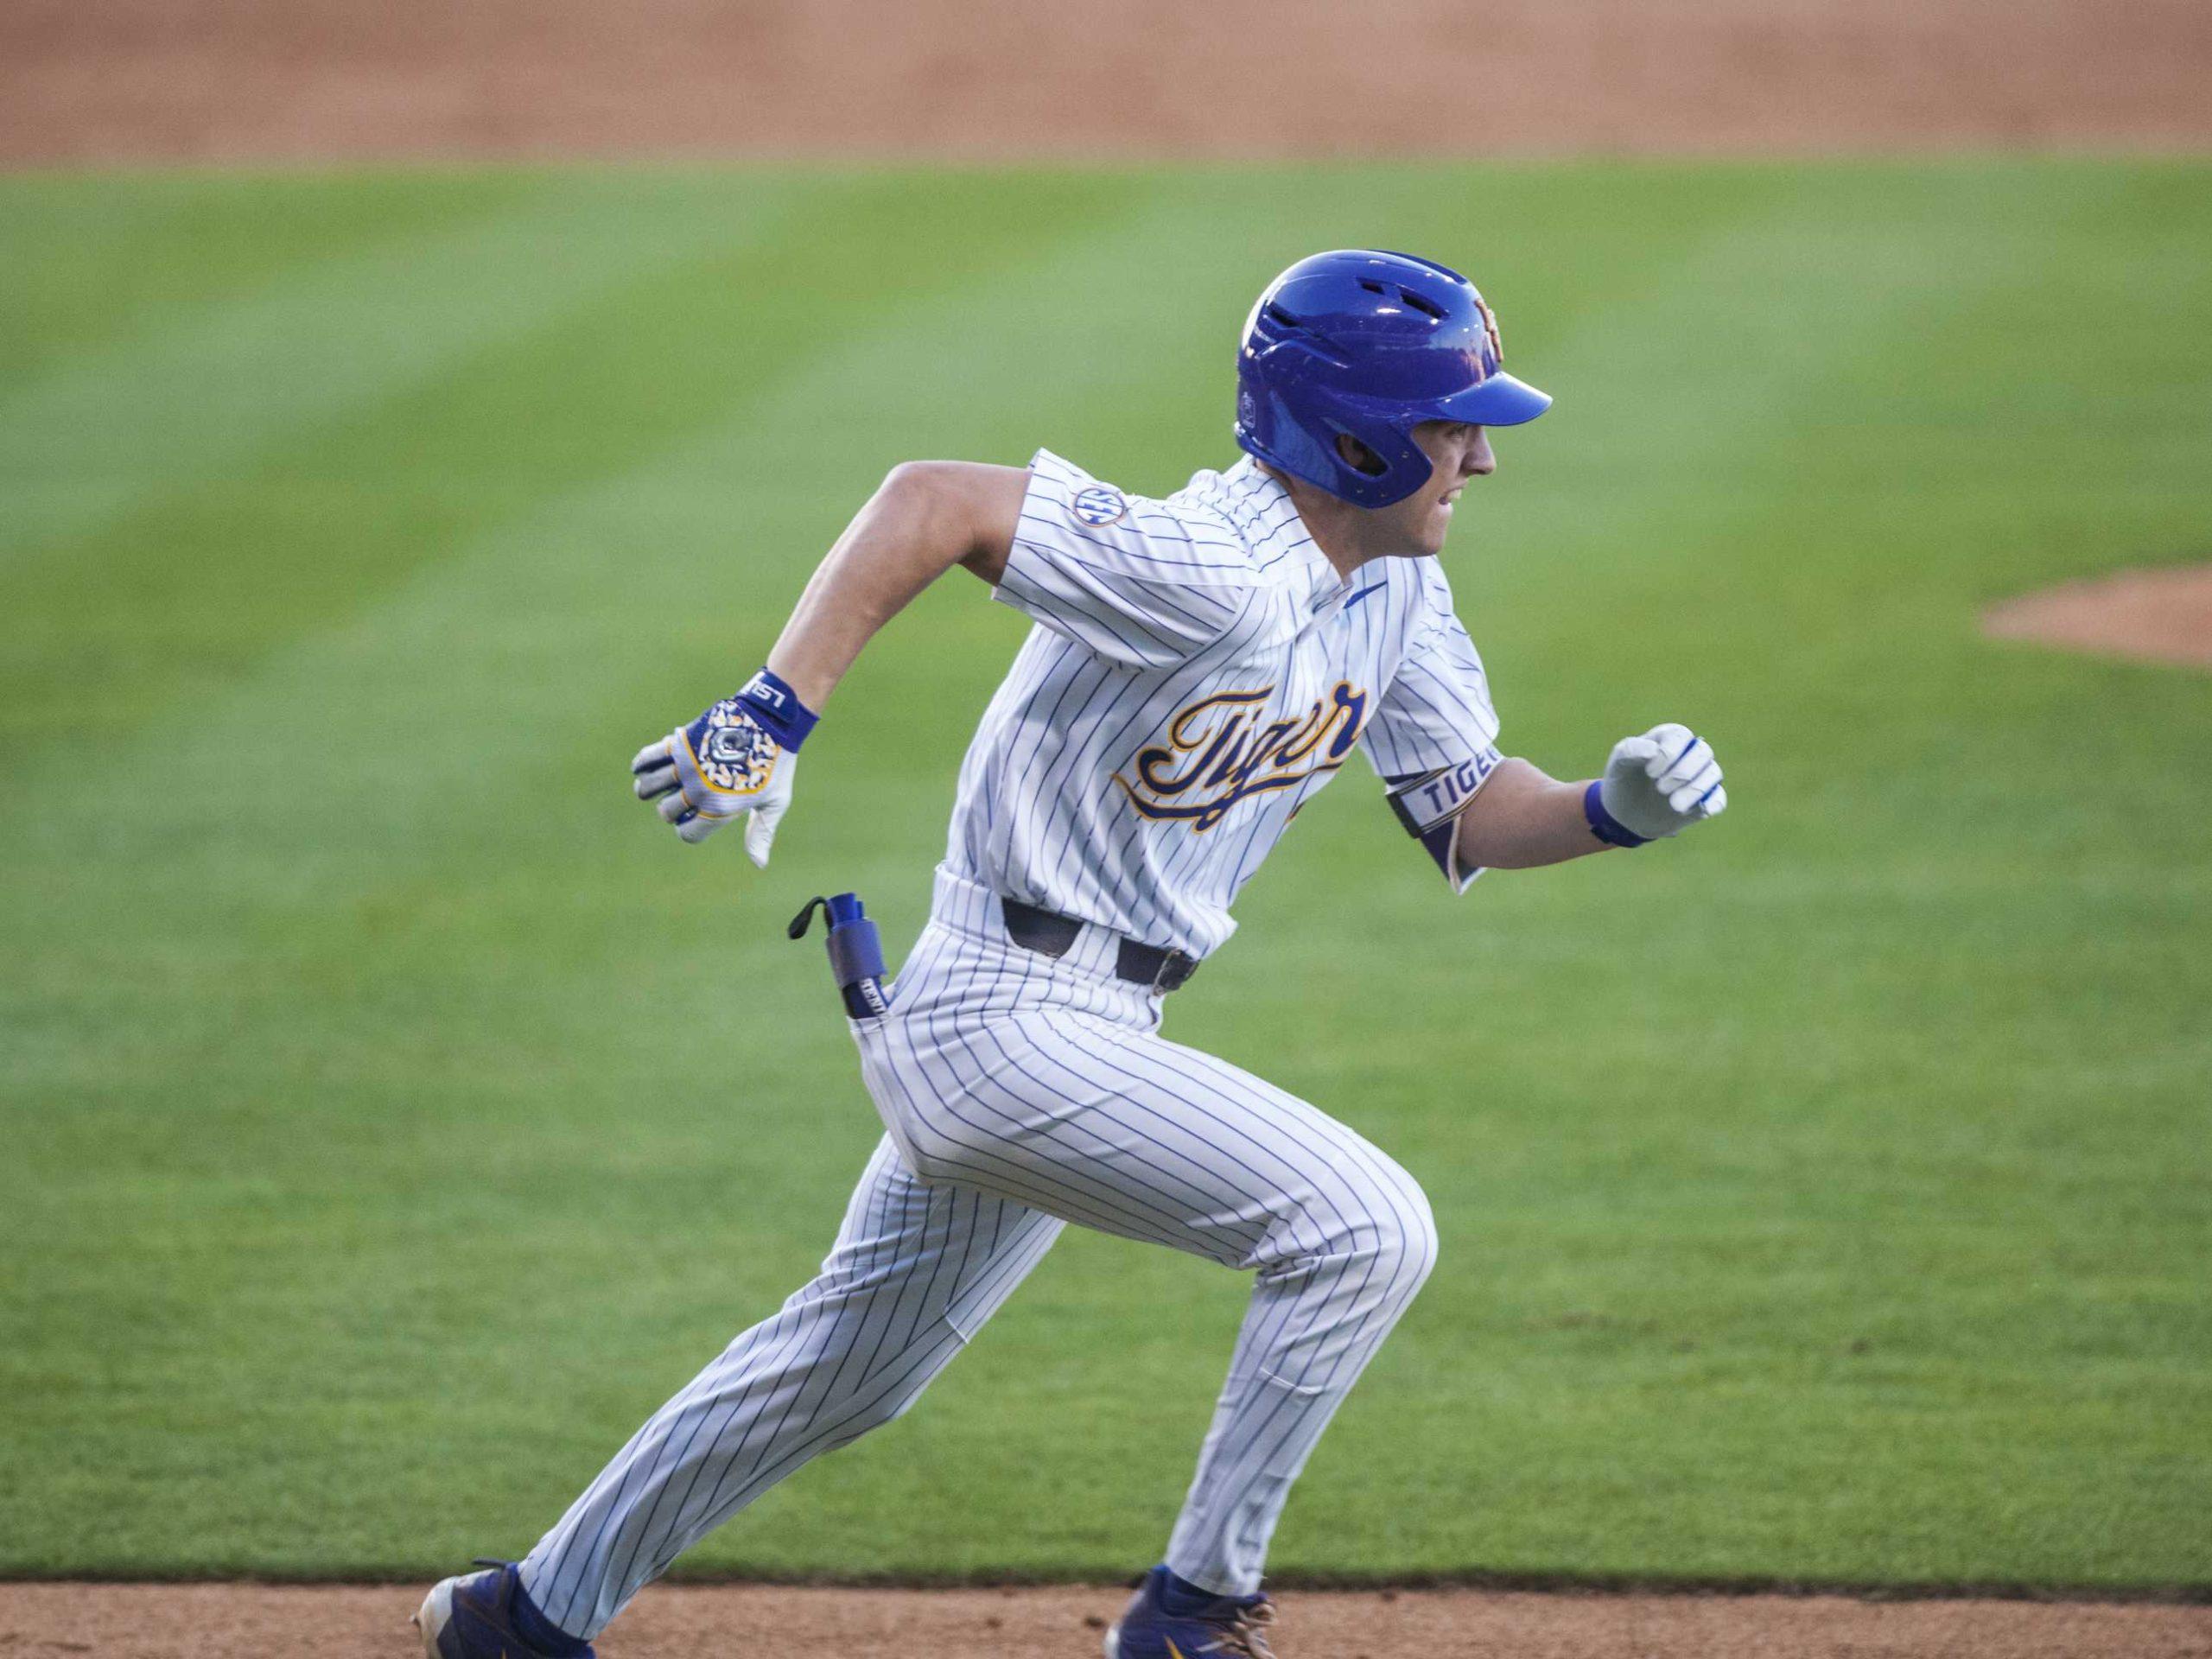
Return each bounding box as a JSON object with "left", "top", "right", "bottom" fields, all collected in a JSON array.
[{"left": 1416, "top": 502, "right": 1455, "bottom": 556}]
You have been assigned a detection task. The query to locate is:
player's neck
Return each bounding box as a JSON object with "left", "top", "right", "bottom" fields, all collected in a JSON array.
[
  {"left": 1262, "top": 465, "right": 1392, "bottom": 582},
  {"left": 1306, "top": 523, "right": 1386, "bottom": 583}
]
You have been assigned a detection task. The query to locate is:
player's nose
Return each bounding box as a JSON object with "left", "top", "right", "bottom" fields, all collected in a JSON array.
[{"left": 1464, "top": 429, "right": 1496, "bottom": 478}]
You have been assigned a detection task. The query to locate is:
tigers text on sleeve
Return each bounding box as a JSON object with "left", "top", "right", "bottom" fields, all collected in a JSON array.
[{"left": 1360, "top": 563, "right": 1504, "bottom": 893}]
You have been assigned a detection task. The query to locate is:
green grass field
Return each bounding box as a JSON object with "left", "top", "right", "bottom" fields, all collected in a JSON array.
[{"left": 3, "top": 160, "right": 2209, "bottom": 1592}]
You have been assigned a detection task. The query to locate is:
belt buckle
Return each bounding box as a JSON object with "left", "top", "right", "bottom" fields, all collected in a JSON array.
[{"left": 1151, "top": 950, "right": 1199, "bottom": 995}]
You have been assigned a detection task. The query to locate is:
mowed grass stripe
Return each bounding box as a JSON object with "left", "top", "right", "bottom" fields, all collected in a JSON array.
[
  {"left": 0, "top": 175, "right": 815, "bottom": 564},
  {"left": 0, "top": 172, "right": 1156, "bottom": 1084},
  {"left": 0, "top": 174, "right": 1153, "bottom": 759},
  {"left": 0, "top": 172, "right": 543, "bottom": 383}
]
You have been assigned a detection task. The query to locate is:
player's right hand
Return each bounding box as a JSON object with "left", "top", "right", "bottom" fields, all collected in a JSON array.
[
  {"left": 631, "top": 672, "right": 817, "bottom": 867},
  {"left": 1591, "top": 722, "right": 1726, "bottom": 843}
]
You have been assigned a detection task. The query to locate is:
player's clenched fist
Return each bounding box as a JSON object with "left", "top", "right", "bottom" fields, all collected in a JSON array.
[
  {"left": 630, "top": 668, "right": 819, "bottom": 867},
  {"left": 1583, "top": 722, "right": 1727, "bottom": 847}
]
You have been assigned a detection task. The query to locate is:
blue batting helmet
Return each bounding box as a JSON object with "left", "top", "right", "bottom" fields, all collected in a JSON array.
[{"left": 1234, "top": 249, "right": 1551, "bottom": 509}]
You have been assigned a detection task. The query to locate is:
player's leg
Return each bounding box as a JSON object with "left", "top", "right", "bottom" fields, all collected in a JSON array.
[
  {"left": 1146, "top": 1041, "right": 1435, "bottom": 1594},
  {"left": 514, "top": 1135, "right": 1062, "bottom": 1641},
  {"left": 870, "top": 1006, "right": 1437, "bottom": 1597}
]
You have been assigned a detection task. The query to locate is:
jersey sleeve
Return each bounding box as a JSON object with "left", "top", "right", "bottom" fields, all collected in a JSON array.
[
  {"left": 1359, "top": 571, "right": 1504, "bottom": 894},
  {"left": 994, "top": 449, "right": 1260, "bottom": 669}
]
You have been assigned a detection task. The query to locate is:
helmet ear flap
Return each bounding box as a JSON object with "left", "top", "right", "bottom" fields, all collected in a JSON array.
[
  {"left": 1323, "top": 419, "right": 1433, "bottom": 508},
  {"left": 1332, "top": 432, "right": 1389, "bottom": 477}
]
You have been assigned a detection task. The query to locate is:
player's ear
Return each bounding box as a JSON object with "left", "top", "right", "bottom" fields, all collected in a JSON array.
[{"left": 1334, "top": 433, "right": 1387, "bottom": 477}]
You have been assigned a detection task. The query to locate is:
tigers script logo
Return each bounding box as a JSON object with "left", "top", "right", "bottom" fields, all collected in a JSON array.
[{"left": 1113, "top": 683, "right": 1369, "bottom": 831}]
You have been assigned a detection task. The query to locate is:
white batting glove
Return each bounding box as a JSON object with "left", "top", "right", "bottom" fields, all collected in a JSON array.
[
  {"left": 1583, "top": 722, "right": 1727, "bottom": 847},
  {"left": 629, "top": 669, "right": 818, "bottom": 868}
]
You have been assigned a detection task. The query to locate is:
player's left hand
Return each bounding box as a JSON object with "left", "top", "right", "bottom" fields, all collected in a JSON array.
[
  {"left": 1589, "top": 722, "right": 1726, "bottom": 845},
  {"left": 631, "top": 676, "right": 817, "bottom": 866}
]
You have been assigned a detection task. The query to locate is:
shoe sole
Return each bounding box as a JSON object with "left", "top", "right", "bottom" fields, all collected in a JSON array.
[
  {"left": 1103, "top": 1623, "right": 1122, "bottom": 1659},
  {"left": 413, "top": 1577, "right": 455, "bottom": 1657}
]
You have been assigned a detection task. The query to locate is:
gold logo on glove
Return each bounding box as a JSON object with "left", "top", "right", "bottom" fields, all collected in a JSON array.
[{"left": 690, "top": 709, "right": 779, "bottom": 797}]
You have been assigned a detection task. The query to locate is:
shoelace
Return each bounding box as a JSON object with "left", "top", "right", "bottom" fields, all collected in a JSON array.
[{"left": 1192, "top": 1598, "right": 1275, "bottom": 1659}]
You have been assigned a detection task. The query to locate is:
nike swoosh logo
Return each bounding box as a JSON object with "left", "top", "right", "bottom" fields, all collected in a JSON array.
[{"left": 1345, "top": 583, "right": 1383, "bottom": 609}]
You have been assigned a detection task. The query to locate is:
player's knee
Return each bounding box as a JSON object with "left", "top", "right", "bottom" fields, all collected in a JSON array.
[
  {"left": 1363, "top": 1173, "right": 1440, "bottom": 1300},
  {"left": 1397, "top": 1190, "right": 1443, "bottom": 1297}
]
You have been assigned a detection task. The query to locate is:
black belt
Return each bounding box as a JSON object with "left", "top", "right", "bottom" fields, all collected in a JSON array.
[{"left": 1000, "top": 898, "right": 1202, "bottom": 995}]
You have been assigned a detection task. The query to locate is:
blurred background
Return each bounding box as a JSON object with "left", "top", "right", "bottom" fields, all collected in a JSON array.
[{"left": 2, "top": 0, "right": 2208, "bottom": 1608}]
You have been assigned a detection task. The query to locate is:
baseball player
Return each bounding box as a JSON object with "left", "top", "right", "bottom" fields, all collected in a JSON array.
[{"left": 417, "top": 249, "right": 1726, "bottom": 1659}]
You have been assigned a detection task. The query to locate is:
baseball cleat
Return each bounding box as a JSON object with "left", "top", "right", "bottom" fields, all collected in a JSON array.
[
  {"left": 414, "top": 1560, "right": 594, "bottom": 1659},
  {"left": 1105, "top": 1566, "right": 1277, "bottom": 1659}
]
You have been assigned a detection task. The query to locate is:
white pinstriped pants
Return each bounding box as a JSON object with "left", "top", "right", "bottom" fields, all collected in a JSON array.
[{"left": 520, "top": 868, "right": 1438, "bottom": 1640}]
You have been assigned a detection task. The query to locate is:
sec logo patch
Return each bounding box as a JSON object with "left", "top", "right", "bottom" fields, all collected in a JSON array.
[{"left": 1071, "top": 485, "right": 1128, "bottom": 528}]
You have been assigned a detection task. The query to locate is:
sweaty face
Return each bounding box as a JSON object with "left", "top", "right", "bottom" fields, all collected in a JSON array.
[{"left": 1338, "top": 422, "right": 1496, "bottom": 557}]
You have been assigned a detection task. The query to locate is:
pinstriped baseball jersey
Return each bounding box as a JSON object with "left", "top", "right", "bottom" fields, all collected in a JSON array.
[{"left": 948, "top": 448, "right": 1503, "bottom": 958}]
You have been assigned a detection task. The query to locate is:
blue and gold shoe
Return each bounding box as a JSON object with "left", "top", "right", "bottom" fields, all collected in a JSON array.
[
  {"left": 1105, "top": 1566, "right": 1277, "bottom": 1659},
  {"left": 414, "top": 1560, "right": 594, "bottom": 1659}
]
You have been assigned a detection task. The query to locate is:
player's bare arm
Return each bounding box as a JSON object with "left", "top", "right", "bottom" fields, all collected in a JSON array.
[
  {"left": 1448, "top": 760, "right": 1598, "bottom": 868},
  {"left": 766, "top": 460, "right": 1029, "bottom": 709},
  {"left": 628, "top": 460, "right": 1023, "bottom": 865},
  {"left": 1454, "top": 727, "right": 1728, "bottom": 870}
]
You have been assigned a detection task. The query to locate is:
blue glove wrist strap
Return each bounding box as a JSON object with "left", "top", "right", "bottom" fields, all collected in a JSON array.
[
  {"left": 735, "top": 667, "right": 819, "bottom": 751},
  {"left": 1583, "top": 779, "right": 1650, "bottom": 849}
]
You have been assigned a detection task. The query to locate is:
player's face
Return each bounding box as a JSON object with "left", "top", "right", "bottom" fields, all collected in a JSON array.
[{"left": 1394, "top": 420, "right": 1495, "bottom": 556}]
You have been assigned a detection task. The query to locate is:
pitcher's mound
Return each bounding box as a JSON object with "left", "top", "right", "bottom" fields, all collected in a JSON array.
[{"left": 1983, "top": 564, "right": 2212, "bottom": 670}]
